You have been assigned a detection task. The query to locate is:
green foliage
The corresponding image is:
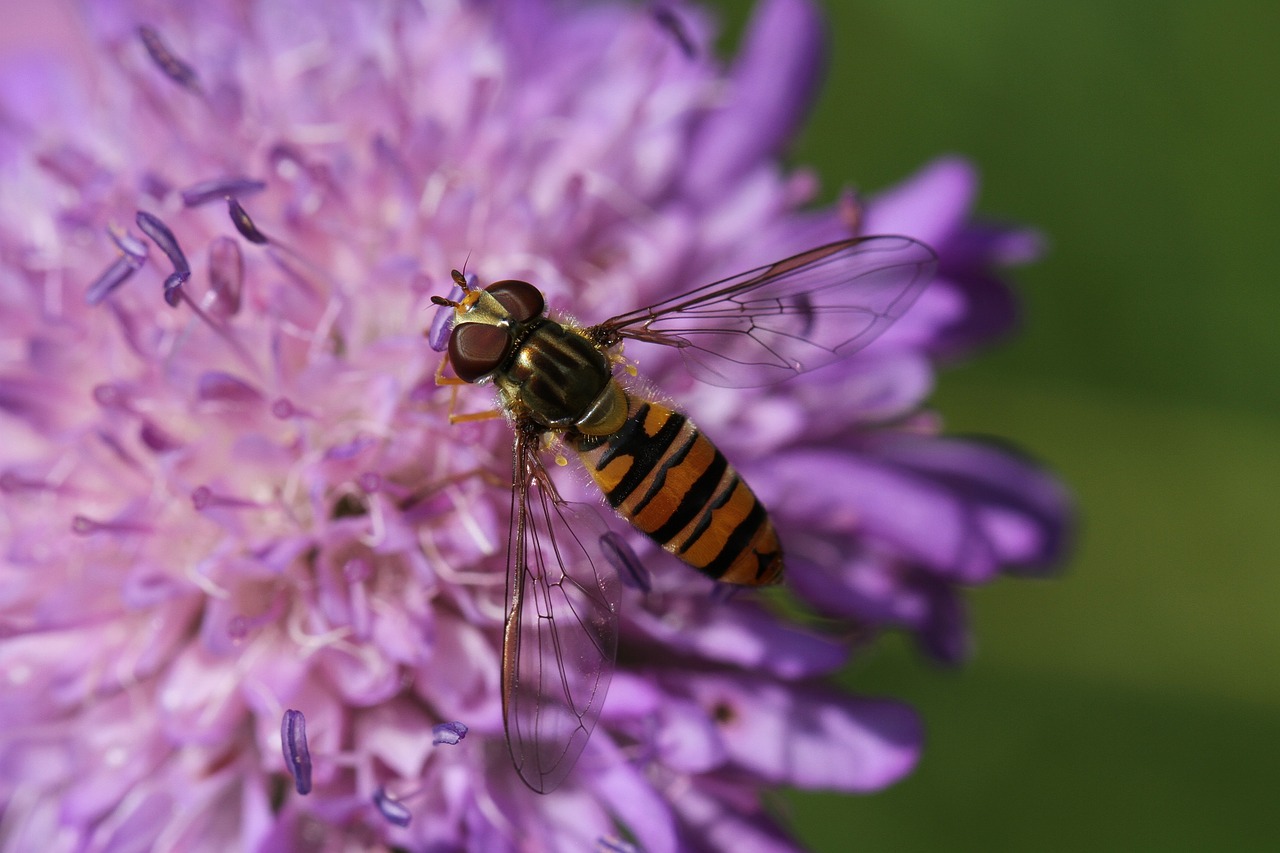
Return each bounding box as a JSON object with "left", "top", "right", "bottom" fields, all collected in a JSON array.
[{"left": 705, "top": 1, "right": 1280, "bottom": 848}]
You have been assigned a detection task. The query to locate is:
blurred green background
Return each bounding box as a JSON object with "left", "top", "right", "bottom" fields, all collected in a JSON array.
[{"left": 708, "top": 0, "right": 1279, "bottom": 849}]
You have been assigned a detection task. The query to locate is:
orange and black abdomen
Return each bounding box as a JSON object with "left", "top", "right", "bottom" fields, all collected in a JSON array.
[{"left": 572, "top": 395, "right": 782, "bottom": 586}]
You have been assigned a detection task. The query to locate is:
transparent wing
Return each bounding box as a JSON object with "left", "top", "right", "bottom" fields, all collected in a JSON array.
[
  {"left": 502, "top": 425, "right": 620, "bottom": 794},
  {"left": 592, "top": 236, "right": 936, "bottom": 387}
]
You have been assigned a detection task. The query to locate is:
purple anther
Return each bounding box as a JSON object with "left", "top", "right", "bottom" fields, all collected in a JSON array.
[
  {"left": 601, "top": 531, "right": 651, "bottom": 592},
  {"left": 85, "top": 255, "right": 144, "bottom": 305},
  {"left": 427, "top": 280, "right": 467, "bottom": 352},
  {"left": 180, "top": 177, "right": 266, "bottom": 207},
  {"left": 431, "top": 721, "right": 468, "bottom": 746},
  {"left": 372, "top": 787, "right": 411, "bottom": 827},
  {"left": 108, "top": 227, "right": 149, "bottom": 262},
  {"left": 138, "top": 25, "right": 200, "bottom": 91},
  {"left": 135, "top": 211, "right": 190, "bottom": 277},
  {"left": 228, "top": 198, "right": 268, "bottom": 244},
  {"left": 280, "top": 709, "right": 313, "bottom": 795},
  {"left": 163, "top": 271, "right": 189, "bottom": 307}
]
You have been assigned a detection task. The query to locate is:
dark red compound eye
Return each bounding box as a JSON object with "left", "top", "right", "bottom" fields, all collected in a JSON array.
[
  {"left": 484, "top": 280, "right": 545, "bottom": 322},
  {"left": 449, "top": 323, "right": 512, "bottom": 382}
]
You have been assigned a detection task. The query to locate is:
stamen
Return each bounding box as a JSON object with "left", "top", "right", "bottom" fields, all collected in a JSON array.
[
  {"left": 196, "top": 371, "right": 264, "bottom": 405},
  {"left": 85, "top": 255, "right": 145, "bottom": 306},
  {"left": 601, "top": 532, "right": 651, "bottom": 592},
  {"left": 135, "top": 210, "right": 192, "bottom": 307},
  {"left": 228, "top": 198, "right": 269, "bottom": 244},
  {"left": 163, "top": 271, "right": 189, "bottom": 307},
  {"left": 180, "top": 177, "right": 266, "bottom": 208},
  {"left": 191, "top": 485, "right": 263, "bottom": 510},
  {"left": 372, "top": 787, "right": 412, "bottom": 828},
  {"left": 431, "top": 721, "right": 468, "bottom": 745},
  {"left": 596, "top": 837, "right": 641, "bottom": 853},
  {"left": 71, "top": 514, "right": 152, "bottom": 536},
  {"left": 36, "top": 145, "right": 106, "bottom": 189},
  {"left": 138, "top": 26, "right": 201, "bottom": 91},
  {"left": 205, "top": 236, "right": 244, "bottom": 318},
  {"left": 0, "top": 471, "right": 56, "bottom": 493},
  {"left": 108, "top": 226, "right": 149, "bottom": 261},
  {"left": 135, "top": 211, "right": 191, "bottom": 277},
  {"left": 280, "top": 709, "right": 313, "bottom": 795}
]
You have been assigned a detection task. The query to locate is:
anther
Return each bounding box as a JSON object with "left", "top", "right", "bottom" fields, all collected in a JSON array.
[
  {"left": 138, "top": 25, "right": 201, "bottom": 92},
  {"left": 280, "top": 709, "right": 313, "bottom": 795},
  {"left": 180, "top": 177, "right": 266, "bottom": 208},
  {"left": 135, "top": 211, "right": 190, "bottom": 276},
  {"left": 85, "top": 255, "right": 145, "bottom": 306},
  {"left": 372, "top": 787, "right": 412, "bottom": 827},
  {"left": 431, "top": 721, "right": 468, "bottom": 746},
  {"left": 228, "top": 198, "right": 269, "bottom": 244}
]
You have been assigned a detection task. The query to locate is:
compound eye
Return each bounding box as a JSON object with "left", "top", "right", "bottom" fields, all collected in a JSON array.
[
  {"left": 449, "top": 323, "right": 512, "bottom": 382},
  {"left": 485, "top": 280, "right": 545, "bottom": 323}
]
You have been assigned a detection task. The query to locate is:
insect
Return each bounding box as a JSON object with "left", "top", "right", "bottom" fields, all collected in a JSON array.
[{"left": 430, "top": 236, "right": 936, "bottom": 793}]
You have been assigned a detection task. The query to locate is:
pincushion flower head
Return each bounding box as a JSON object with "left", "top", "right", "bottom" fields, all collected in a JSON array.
[{"left": 0, "top": 0, "right": 1070, "bottom": 850}]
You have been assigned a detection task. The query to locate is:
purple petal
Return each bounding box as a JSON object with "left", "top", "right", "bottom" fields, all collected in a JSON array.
[
  {"left": 870, "top": 434, "right": 1074, "bottom": 572},
  {"left": 864, "top": 157, "right": 978, "bottom": 245},
  {"left": 684, "top": 0, "right": 826, "bottom": 197},
  {"left": 679, "top": 673, "right": 922, "bottom": 790},
  {"left": 629, "top": 597, "right": 847, "bottom": 678},
  {"left": 671, "top": 779, "right": 806, "bottom": 851}
]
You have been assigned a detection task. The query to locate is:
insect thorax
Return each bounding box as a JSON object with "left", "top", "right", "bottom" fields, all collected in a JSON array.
[{"left": 497, "top": 320, "right": 614, "bottom": 431}]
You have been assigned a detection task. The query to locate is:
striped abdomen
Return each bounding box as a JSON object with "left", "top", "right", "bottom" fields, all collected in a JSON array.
[{"left": 572, "top": 394, "right": 782, "bottom": 586}]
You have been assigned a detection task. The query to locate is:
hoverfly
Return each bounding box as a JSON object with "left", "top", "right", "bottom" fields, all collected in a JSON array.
[{"left": 430, "top": 236, "right": 935, "bottom": 793}]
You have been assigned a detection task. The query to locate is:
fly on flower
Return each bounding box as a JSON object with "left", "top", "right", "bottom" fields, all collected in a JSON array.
[{"left": 431, "top": 236, "right": 936, "bottom": 793}]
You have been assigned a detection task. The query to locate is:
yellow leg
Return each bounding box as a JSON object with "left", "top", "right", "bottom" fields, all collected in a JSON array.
[{"left": 449, "top": 408, "right": 504, "bottom": 424}]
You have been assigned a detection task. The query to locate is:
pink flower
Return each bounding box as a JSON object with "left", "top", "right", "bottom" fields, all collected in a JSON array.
[{"left": 0, "top": 0, "right": 1069, "bottom": 850}]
